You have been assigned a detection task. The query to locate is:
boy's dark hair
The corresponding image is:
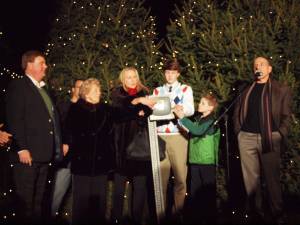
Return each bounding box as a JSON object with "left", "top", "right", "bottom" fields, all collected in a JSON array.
[
  {"left": 21, "top": 50, "right": 45, "bottom": 70},
  {"left": 203, "top": 93, "right": 218, "bottom": 112},
  {"left": 164, "top": 58, "right": 180, "bottom": 72}
]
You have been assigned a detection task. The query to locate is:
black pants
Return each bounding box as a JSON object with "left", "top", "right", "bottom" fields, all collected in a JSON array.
[
  {"left": 112, "top": 162, "right": 155, "bottom": 224},
  {"left": 72, "top": 174, "right": 108, "bottom": 225},
  {"left": 111, "top": 172, "right": 126, "bottom": 222},
  {"left": 186, "top": 164, "right": 216, "bottom": 224},
  {"left": 12, "top": 162, "right": 49, "bottom": 224}
]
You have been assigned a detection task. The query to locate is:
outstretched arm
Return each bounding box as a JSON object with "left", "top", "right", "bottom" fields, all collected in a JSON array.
[{"left": 179, "top": 117, "right": 214, "bottom": 136}]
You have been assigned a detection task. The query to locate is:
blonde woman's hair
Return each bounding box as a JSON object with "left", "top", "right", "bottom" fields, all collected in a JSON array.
[
  {"left": 79, "top": 78, "right": 101, "bottom": 100},
  {"left": 118, "top": 67, "right": 149, "bottom": 93}
]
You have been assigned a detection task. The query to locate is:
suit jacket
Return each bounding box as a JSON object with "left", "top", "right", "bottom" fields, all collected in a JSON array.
[
  {"left": 5, "top": 75, "right": 62, "bottom": 163},
  {"left": 233, "top": 79, "right": 292, "bottom": 143}
]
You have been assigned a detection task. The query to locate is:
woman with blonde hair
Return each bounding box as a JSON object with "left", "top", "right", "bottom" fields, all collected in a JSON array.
[
  {"left": 118, "top": 67, "right": 149, "bottom": 94},
  {"left": 111, "top": 67, "right": 156, "bottom": 225}
]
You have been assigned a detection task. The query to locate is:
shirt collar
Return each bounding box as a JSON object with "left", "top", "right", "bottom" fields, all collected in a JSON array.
[
  {"left": 26, "top": 74, "right": 46, "bottom": 88},
  {"left": 165, "top": 80, "right": 180, "bottom": 91}
]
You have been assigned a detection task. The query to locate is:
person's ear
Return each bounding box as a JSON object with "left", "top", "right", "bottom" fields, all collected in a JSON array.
[
  {"left": 208, "top": 105, "right": 214, "bottom": 112},
  {"left": 268, "top": 65, "right": 272, "bottom": 74}
]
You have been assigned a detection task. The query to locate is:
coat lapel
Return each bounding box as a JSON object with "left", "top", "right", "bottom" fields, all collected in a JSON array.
[{"left": 24, "top": 76, "right": 52, "bottom": 118}]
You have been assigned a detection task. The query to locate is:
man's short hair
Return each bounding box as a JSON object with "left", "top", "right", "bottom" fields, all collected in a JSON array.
[
  {"left": 203, "top": 93, "right": 218, "bottom": 112},
  {"left": 21, "top": 50, "right": 45, "bottom": 70},
  {"left": 164, "top": 58, "right": 181, "bottom": 72},
  {"left": 254, "top": 56, "right": 271, "bottom": 66}
]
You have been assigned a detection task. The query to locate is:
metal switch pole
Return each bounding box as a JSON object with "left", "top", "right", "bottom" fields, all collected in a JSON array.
[{"left": 148, "top": 118, "right": 165, "bottom": 223}]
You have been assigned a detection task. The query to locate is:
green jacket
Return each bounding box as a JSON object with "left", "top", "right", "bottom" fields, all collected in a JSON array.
[{"left": 180, "top": 114, "right": 220, "bottom": 165}]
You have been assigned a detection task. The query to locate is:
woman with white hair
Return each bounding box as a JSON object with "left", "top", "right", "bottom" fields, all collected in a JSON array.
[{"left": 64, "top": 78, "right": 142, "bottom": 225}]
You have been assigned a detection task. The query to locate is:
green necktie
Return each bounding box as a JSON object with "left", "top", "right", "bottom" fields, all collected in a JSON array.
[{"left": 38, "top": 87, "right": 54, "bottom": 119}]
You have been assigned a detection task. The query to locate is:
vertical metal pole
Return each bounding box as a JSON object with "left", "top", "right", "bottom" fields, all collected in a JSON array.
[
  {"left": 148, "top": 118, "right": 165, "bottom": 223},
  {"left": 224, "top": 114, "right": 230, "bottom": 181}
]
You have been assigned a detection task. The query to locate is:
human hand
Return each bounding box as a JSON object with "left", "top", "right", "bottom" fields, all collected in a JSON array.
[
  {"left": 173, "top": 107, "right": 185, "bottom": 119},
  {"left": 132, "top": 97, "right": 156, "bottom": 108},
  {"left": 62, "top": 144, "right": 69, "bottom": 156},
  {"left": 18, "top": 150, "right": 32, "bottom": 166},
  {"left": 0, "top": 124, "right": 12, "bottom": 146},
  {"left": 0, "top": 131, "right": 12, "bottom": 146},
  {"left": 141, "top": 97, "right": 157, "bottom": 108},
  {"left": 138, "top": 110, "right": 145, "bottom": 116},
  {"left": 174, "top": 105, "right": 184, "bottom": 112}
]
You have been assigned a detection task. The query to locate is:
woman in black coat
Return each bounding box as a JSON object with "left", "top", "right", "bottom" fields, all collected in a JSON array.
[
  {"left": 64, "top": 78, "right": 140, "bottom": 225},
  {"left": 111, "top": 67, "right": 156, "bottom": 225}
]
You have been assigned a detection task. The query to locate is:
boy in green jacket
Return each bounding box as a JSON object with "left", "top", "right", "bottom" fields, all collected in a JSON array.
[{"left": 174, "top": 93, "right": 220, "bottom": 224}]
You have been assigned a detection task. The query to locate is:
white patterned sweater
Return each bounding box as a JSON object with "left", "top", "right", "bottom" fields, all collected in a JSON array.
[{"left": 152, "top": 81, "right": 194, "bottom": 134}]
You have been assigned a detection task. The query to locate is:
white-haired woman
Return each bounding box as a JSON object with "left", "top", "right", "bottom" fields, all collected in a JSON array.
[
  {"left": 111, "top": 67, "right": 156, "bottom": 225},
  {"left": 64, "top": 78, "right": 141, "bottom": 225}
]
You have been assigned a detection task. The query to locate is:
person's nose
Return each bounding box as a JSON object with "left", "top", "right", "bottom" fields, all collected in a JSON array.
[{"left": 255, "top": 65, "right": 262, "bottom": 71}]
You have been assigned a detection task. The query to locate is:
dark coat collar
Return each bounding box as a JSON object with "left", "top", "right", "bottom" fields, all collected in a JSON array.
[{"left": 77, "top": 98, "right": 102, "bottom": 112}]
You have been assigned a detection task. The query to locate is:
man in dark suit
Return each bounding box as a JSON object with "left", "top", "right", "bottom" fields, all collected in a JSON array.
[
  {"left": 233, "top": 57, "right": 292, "bottom": 224},
  {"left": 5, "top": 50, "right": 62, "bottom": 224}
]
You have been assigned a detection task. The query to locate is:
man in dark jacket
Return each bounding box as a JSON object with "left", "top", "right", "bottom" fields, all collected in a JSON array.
[
  {"left": 233, "top": 56, "right": 292, "bottom": 224},
  {"left": 51, "top": 79, "right": 83, "bottom": 218},
  {"left": 5, "top": 50, "right": 62, "bottom": 224}
]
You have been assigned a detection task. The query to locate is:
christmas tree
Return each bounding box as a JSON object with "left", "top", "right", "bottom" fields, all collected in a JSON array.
[
  {"left": 166, "top": 0, "right": 300, "bottom": 205},
  {"left": 46, "top": 0, "right": 164, "bottom": 102}
]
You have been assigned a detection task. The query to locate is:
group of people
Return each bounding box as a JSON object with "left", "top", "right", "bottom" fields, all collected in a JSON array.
[{"left": 1, "top": 50, "right": 291, "bottom": 225}]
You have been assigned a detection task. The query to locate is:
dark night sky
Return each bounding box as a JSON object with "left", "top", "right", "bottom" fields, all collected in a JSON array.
[{"left": 0, "top": 0, "right": 182, "bottom": 72}]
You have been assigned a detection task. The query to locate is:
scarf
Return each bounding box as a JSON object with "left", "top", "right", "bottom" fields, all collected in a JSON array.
[
  {"left": 240, "top": 79, "right": 273, "bottom": 153},
  {"left": 127, "top": 87, "right": 137, "bottom": 96}
]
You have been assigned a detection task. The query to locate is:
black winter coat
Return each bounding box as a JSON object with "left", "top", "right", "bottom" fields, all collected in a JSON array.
[
  {"left": 65, "top": 99, "right": 136, "bottom": 176},
  {"left": 111, "top": 87, "right": 152, "bottom": 173}
]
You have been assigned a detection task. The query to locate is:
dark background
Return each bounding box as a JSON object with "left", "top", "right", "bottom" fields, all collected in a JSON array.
[{"left": 0, "top": 0, "right": 182, "bottom": 73}]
